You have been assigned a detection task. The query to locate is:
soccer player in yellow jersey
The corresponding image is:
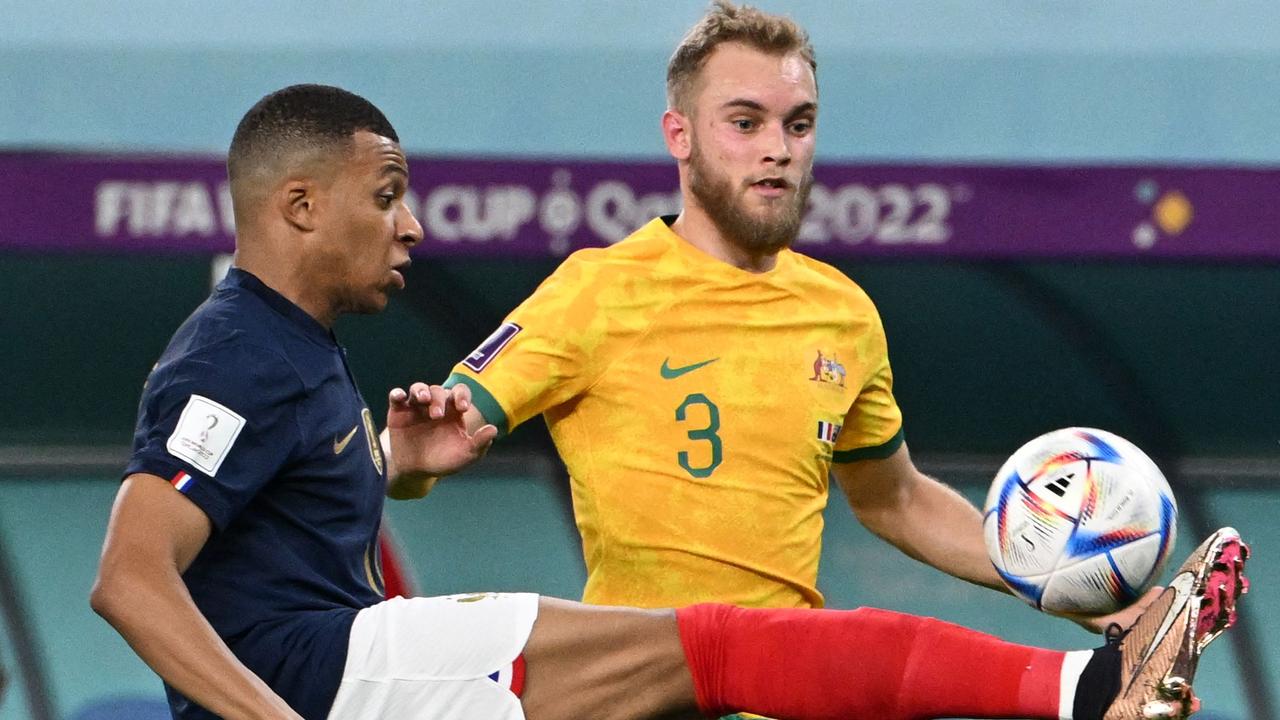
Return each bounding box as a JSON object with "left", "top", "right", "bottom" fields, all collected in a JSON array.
[
  {"left": 428, "top": 0, "right": 1121, "bottom": 622},
  {"left": 444, "top": 215, "right": 901, "bottom": 611},
  {"left": 385, "top": 4, "right": 1247, "bottom": 717}
]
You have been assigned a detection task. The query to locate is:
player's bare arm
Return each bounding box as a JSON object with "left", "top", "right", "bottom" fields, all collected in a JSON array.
[
  {"left": 834, "top": 444, "right": 1164, "bottom": 634},
  {"left": 834, "top": 442, "right": 1005, "bottom": 591},
  {"left": 383, "top": 382, "right": 496, "bottom": 499},
  {"left": 90, "top": 474, "right": 303, "bottom": 720}
]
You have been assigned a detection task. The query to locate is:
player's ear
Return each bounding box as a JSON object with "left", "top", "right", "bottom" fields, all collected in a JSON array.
[
  {"left": 662, "top": 109, "right": 692, "bottom": 161},
  {"left": 279, "top": 179, "right": 319, "bottom": 232}
]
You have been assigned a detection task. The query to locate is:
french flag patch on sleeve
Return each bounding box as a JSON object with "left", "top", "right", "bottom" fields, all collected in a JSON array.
[
  {"left": 817, "top": 420, "right": 842, "bottom": 443},
  {"left": 171, "top": 470, "right": 195, "bottom": 493}
]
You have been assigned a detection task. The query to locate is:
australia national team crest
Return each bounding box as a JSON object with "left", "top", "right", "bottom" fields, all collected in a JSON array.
[{"left": 808, "top": 350, "right": 847, "bottom": 387}]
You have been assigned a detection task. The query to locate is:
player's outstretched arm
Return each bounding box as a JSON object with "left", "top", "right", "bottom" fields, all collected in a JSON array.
[
  {"left": 833, "top": 444, "right": 1162, "bottom": 634},
  {"left": 90, "top": 474, "right": 303, "bottom": 720},
  {"left": 383, "top": 382, "right": 497, "bottom": 500},
  {"left": 833, "top": 442, "right": 1006, "bottom": 592}
]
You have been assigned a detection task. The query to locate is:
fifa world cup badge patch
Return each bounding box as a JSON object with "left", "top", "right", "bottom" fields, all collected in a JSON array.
[
  {"left": 463, "top": 322, "right": 522, "bottom": 372},
  {"left": 808, "top": 350, "right": 847, "bottom": 387},
  {"left": 166, "top": 394, "right": 246, "bottom": 476}
]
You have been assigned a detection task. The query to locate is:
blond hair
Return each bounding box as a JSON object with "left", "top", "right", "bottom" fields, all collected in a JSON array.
[{"left": 666, "top": 0, "right": 816, "bottom": 112}]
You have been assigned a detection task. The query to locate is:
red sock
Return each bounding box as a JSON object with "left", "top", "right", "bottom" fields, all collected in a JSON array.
[{"left": 676, "top": 604, "right": 1065, "bottom": 720}]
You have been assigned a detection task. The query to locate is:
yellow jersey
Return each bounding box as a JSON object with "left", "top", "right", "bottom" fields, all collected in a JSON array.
[{"left": 447, "top": 217, "right": 903, "bottom": 608}]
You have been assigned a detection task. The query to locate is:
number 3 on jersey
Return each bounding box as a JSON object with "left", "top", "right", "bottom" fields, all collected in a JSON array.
[{"left": 675, "top": 393, "right": 722, "bottom": 478}]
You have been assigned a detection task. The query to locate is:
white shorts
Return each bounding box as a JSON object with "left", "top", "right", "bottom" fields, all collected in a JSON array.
[{"left": 326, "top": 592, "right": 540, "bottom": 720}]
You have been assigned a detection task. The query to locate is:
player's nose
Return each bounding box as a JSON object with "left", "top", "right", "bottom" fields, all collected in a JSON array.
[
  {"left": 760, "top": 122, "right": 792, "bottom": 167},
  {"left": 397, "top": 200, "right": 424, "bottom": 247}
]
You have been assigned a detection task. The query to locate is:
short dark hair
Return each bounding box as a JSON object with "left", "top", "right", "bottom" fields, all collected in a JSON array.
[
  {"left": 667, "top": 1, "right": 816, "bottom": 112},
  {"left": 227, "top": 84, "right": 398, "bottom": 190}
]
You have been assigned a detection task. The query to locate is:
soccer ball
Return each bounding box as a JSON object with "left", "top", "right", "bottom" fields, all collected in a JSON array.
[{"left": 982, "top": 427, "right": 1178, "bottom": 615}]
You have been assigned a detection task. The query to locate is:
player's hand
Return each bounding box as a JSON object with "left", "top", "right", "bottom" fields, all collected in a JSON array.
[
  {"left": 384, "top": 383, "right": 497, "bottom": 494},
  {"left": 1054, "top": 586, "right": 1164, "bottom": 634}
]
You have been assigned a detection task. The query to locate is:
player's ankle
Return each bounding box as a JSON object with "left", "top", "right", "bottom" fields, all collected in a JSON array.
[{"left": 1070, "top": 634, "right": 1123, "bottom": 720}]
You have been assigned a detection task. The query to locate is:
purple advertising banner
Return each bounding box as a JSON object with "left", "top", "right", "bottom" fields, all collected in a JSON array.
[{"left": 1, "top": 151, "right": 1276, "bottom": 260}]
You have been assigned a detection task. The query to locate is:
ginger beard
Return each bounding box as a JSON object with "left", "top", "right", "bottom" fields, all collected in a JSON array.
[{"left": 687, "top": 139, "right": 814, "bottom": 256}]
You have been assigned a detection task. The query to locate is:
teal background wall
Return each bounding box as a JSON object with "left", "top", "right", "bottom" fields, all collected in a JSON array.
[
  {"left": 2, "top": 255, "right": 1276, "bottom": 456},
  {"left": 2, "top": 1, "right": 1278, "bottom": 718},
  {"left": 2, "top": 2, "right": 1280, "bottom": 162}
]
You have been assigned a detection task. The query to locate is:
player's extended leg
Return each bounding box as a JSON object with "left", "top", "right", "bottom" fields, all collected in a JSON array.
[
  {"left": 525, "top": 597, "right": 1086, "bottom": 720},
  {"left": 521, "top": 529, "right": 1248, "bottom": 720},
  {"left": 520, "top": 598, "right": 699, "bottom": 720},
  {"left": 325, "top": 529, "right": 1245, "bottom": 719},
  {"left": 674, "top": 603, "right": 1079, "bottom": 720}
]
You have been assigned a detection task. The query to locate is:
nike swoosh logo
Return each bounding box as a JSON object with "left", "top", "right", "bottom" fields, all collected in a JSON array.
[
  {"left": 660, "top": 357, "right": 719, "bottom": 379},
  {"left": 1128, "top": 571, "right": 1196, "bottom": 686},
  {"left": 333, "top": 426, "right": 359, "bottom": 454}
]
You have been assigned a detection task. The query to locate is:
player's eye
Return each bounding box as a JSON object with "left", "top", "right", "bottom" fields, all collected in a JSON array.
[
  {"left": 789, "top": 119, "right": 814, "bottom": 135},
  {"left": 732, "top": 118, "right": 756, "bottom": 131}
]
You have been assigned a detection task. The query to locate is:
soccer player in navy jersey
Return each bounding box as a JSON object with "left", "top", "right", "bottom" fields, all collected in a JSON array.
[{"left": 90, "top": 83, "right": 1244, "bottom": 720}]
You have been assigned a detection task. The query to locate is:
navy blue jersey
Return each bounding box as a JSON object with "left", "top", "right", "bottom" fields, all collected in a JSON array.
[{"left": 125, "top": 268, "right": 387, "bottom": 720}]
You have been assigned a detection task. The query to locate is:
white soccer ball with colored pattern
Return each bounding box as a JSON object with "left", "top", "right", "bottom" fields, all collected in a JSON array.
[{"left": 982, "top": 427, "right": 1178, "bottom": 615}]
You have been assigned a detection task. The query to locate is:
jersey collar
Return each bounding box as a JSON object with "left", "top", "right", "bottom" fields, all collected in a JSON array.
[
  {"left": 657, "top": 215, "right": 796, "bottom": 279},
  {"left": 221, "top": 268, "right": 337, "bottom": 346}
]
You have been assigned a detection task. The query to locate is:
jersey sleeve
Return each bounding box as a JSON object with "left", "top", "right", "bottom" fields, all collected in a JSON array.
[
  {"left": 444, "top": 252, "right": 611, "bottom": 435},
  {"left": 124, "top": 342, "right": 305, "bottom": 530},
  {"left": 833, "top": 310, "right": 905, "bottom": 463}
]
